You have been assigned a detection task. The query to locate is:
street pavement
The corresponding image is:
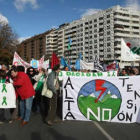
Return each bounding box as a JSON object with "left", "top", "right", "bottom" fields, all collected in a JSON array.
[
  {"left": 0, "top": 112, "right": 140, "bottom": 140},
  {"left": 0, "top": 97, "right": 140, "bottom": 140}
]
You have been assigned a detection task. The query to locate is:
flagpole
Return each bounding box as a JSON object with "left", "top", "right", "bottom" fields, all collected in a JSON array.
[{"left": 120, "top": 38, "right": 123, "bottom": 69}]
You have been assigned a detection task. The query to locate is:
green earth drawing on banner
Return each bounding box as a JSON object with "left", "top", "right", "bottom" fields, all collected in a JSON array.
[{"left": 78, "top": 79, "right": 122, "bottom": 121}]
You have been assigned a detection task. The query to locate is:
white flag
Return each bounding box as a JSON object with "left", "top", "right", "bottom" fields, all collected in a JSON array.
[
  {"left": 121, "top": 38, "right": 140, "bottom": 61},
  {"left": 80, "top": 60, "right": 94, "bottom": 70}
]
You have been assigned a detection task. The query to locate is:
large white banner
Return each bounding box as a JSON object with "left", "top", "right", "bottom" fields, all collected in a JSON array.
[
  {"left": 121, "top": 38, "right": 140, "bottom": 61},
  {"left": 0, "top": 83, "right": 16, "bottom": 108},
  {"left": 63, "top": 76, "right": 140, "bottom": 123}
]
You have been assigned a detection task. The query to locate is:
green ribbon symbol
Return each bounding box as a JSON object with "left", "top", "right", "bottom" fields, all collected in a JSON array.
[
  {"left": 2, "top": 84, "right": 7, "bottom": 93},
  {"left": 2, "top": 96, "right": 7, "bottom": 105}
]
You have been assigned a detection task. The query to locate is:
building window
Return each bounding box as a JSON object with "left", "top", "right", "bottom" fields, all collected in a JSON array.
[
  {"left": 94, "top": 40, "right": 97, "bottom": 43},
  {"left": 94, "top": 24, "right": 97, "bottom": 27},
  {"left": 133, "top": 21, "right": 139, "bottom": 24},
  {"left": 107, "top": 37, "right": 110, "bottom": 41},
  {"left": 107, "top": 15, "right": 110, "bottom": 18},
  {"left": 94, "top": 29, "right": 97, "bottom": 33},
  {"left": 133, "top": 32, "right": 139, "bottom": 35},
  {"left": 107, "top": 48, "right": 111, "bottom": 52},
  {"left": 107, "top": 26, "right": 110, "bottom": 29},
  {"left": 99, "top": 17, "right": 103, "bottom": 20},
  {"left": 89, "top": 21, "right": 92, "bottom": 24},
  {"left": 94, "top": 19, "right": 97, "bottom": 22},
  {"left": 107, "top": 20, "right": 110, "bottom": 24},
  {"left": 107, "top": 31, "right": 110, "bottom": 35},
  {"left": 107, "top": 54, "right": 111, "bottom": 58},
  {"left": 94, "top": 50, "right": 97, "bottom": 53},
  {"left": 94, "top": 35, "right": 97, "bottom": 38},
  {"left": 94, "top": 45, "right": 97, "bottom": 48},
  {"left": 107, "top": 43, "right": 110, "bottom": 46}
]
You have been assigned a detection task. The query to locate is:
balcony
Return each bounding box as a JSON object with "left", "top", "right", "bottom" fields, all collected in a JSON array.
[
  {"left": 115, "top": 50, "right": 121, "bottom": 54},
  {"left": 99, "top": 41, "right": 104, "bottom": 44},
  {"left": 132, "top": 34, "right": 140, "bottom": 38},
  {"left": 114, "top": 21, "right": 130, "bottom": 26},
  {"left": 99, "top": 52, "right": 104, "bottom": 55},
  {"left": 131, "top": 18, "right": 139, "bottom": 21},
  {"left": 58, "top": 49, "right": 63, "bottom": 53},
  {"left": 85, "top": 54, "right": 89, "bottom": 57},
  {"left": 132, "top": 29, "right": 139, "bottom": 32},
  {"left": 132, "top": 23, "right": 140, "bottom": 26},
  {"left": 114, "top": 45, "right": 121, "bottom": 49},
  {"left": 114, "top": 15, "right": 130, "bottom": 20},
  {"left": 99, "top": 47, "right": 104, "bottom": 50},
  {"left": 114, "top": 32, "right": 131, "bottom": 37}
]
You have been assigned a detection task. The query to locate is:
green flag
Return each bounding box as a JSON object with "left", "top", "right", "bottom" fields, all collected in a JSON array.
[{"left": 68, "top": 37, "right": 72, "bottom": 50}]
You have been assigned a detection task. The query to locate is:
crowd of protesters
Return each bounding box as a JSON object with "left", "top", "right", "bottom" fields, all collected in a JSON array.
[{"left": 0, "top": 63, "right": 139, "bottom": 126}]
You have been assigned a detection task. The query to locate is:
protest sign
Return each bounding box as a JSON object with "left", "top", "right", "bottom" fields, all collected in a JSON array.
[
  {"left": 63, "top": 76, "right": 140, "bottom": 123},
  {"left": 0, "top": 83, "right": 16, "bottom": 108}
]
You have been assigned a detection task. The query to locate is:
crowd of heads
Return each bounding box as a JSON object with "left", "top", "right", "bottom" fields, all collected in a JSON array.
[
  {"left": 0, "top": 63, "right": 140, "bottom": 78},
  {"left": 119, "top": 66, "right": 139, "bottom": 76}
]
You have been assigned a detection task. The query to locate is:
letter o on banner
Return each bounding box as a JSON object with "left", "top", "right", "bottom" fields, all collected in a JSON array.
[{"left": 14, "top": 62, "right": 18, "bottom": 66}]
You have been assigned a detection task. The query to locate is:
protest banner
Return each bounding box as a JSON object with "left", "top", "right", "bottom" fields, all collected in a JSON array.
[
  {"left": 13, "top": 52, "right": 31, "bottom": 68},
  {"left": 63, "top": 76, "right": 140, "bottom": 123},
  {"left": 124, "top": 38, "right": 140, "bottom": 55},
  {"left": 42, "top": 60, "right": 49, "bottom": 69},
  {"left": 58, "top": 71, "right": 117, "bottom": 80},
  {"left": 121, "top": 38, "right": 140, "bottom": 61},
  {"left": 0, "top": 83, "right": 16, "bottom": 108},
  {"left": 38, "top": 55, "right": 45, "bottom": 69}
]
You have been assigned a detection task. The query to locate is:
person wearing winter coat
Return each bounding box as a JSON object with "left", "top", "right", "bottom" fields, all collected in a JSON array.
[
  {"left": 45, "top": 64, "right": 60, "bottom": 126},
  {"left": 11, "top": 67, "right": 35, "bottom": 126}
]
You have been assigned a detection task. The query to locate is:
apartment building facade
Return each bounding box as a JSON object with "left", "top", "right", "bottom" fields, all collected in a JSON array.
[
  {"left": 19, "top": 5, "right": 140, "bottom": 66},
  {"left": 63, "top": 5, "right": 140, "bottom": 65},
  {"left": 19, "top": 30, "right": 55, "bottom": 62}
]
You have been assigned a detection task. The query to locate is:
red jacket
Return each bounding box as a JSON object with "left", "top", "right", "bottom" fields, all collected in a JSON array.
[{"left": 13, "top": 72, "right": 35, "bottom": 100}]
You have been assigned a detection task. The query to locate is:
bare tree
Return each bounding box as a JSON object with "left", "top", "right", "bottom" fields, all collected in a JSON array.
[{"left": 0, "top": 21, "right": 19, "bottom": 64}]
